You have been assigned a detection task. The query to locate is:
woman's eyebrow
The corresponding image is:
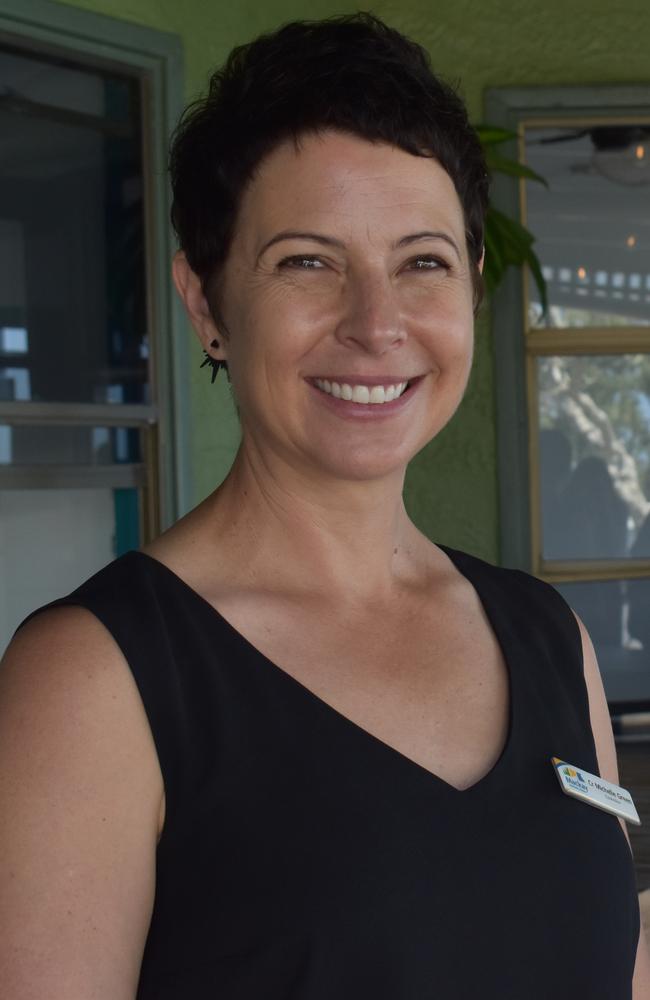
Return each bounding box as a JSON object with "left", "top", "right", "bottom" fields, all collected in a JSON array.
[
  {"left": 256, "top": 228, "right": 461, "bottom": 263},
  {"left": 396, "top": 231, "right": 461, "bottom": 260},
  {"left": 256, "top": 230, "right": 346, "bottom": 262}
]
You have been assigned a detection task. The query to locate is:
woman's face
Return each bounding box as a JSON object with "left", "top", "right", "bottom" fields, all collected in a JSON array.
[{"left": 212, "top": 129, "right": 477, "bottom": 483}]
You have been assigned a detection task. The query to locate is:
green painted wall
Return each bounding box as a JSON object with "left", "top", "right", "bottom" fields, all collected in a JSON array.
[{"left": 61, "top": 0, "right": 650, "bottom": 561}]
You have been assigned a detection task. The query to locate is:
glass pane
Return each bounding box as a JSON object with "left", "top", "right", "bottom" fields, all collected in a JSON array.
[
  {"left": 0, "top": 486, "right": 140, "bottom": 654},
  {"left": 0, "top": 45, "right": 135, "bottom": 121},
  {"left": 0, "top": 46, "right": 148, "bottom": 404},
  {"left": 557, "top": 579, "right": 650, "bottom": 707},
  {"left": 523, "top": 123, "right": 650, "bottom": 328},
  {"left": 0, "top": 424, "right": 142, "bottom": 465},
  {"left": 537, "top": 354, "right": 650, "bottom": 561}
]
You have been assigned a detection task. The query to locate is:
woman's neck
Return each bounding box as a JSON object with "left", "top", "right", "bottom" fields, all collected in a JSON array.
[{"left": 196, "top": 443, "right": 433, "bottom": 604}]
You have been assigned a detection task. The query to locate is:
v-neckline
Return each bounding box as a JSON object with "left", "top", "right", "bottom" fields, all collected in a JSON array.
[{"left": 130, "top": 546, "right": 516, "bottom": 797}]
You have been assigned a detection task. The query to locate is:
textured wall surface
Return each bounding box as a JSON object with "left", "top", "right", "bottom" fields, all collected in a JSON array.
[{"left": 60, "top": 0, "right": 650, "bottom": 560}]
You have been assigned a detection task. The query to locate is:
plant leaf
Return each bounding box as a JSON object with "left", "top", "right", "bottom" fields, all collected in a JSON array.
[
  {"left": 484, "top": 207, "right": 548, "bottom": 313},
  {"left": 482, "top": 224, "right": 505, "bottom": 298},
  {"left": 487, "top": 207, "right": 534, "bottom": 260},
  {"left": 475, "top": 124, "right": 518, "bottom": 146},
  {"left": 477, "top": 121, "right": 549, "bottom": 314},
  {"left": 485, "top": 150, "right": 548, "bottom": 187}
]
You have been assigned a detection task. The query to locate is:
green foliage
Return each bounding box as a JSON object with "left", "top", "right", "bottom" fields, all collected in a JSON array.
[
  {"left": 476, "top": 124, "right": 548, "bottom": 312},
  {"left": 483, "top": 206, "right": 548, "bottom": 313}
]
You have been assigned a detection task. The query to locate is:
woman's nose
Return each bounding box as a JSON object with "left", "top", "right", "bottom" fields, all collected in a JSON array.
[{"left": 334, "top": 270, "right": 407, "bottom": 355}]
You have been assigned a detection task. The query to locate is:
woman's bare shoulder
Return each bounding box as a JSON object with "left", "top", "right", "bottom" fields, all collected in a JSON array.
[
  {"left": 0, "top": 605, "right": 163, "bottom": 999},
  {"left": 3, "top": 602, "right": 156, "bottom": 723},
  {"left": 2, "top": 604, "right": 165, "bottom": 834},
  {"left": 8, "top": 601, "right": 120, "bottom": 660}
]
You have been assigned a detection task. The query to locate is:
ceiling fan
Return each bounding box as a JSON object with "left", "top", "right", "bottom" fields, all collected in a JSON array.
[{"left": 531, "top": 125, "right": 650, "bottom": 185}]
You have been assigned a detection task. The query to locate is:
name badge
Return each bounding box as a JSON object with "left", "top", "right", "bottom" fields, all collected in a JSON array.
[{"left": 551, "top": 757, "right": 641, "bottom": 825}]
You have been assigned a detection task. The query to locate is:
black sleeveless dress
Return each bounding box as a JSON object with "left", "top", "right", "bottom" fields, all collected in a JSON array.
[{"left": 20, "top": 545, "right": 640, "bottom": 998}]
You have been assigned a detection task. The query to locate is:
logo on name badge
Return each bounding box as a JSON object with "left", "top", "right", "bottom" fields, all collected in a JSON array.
[
  {"left": 551, "top": 756, "right": 641, "bottom": 826},
  {"left": 562, "top": 765, "right": 586, "bottom": 784}
]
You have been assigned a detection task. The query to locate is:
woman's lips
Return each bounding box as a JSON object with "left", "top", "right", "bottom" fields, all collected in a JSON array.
[
  {"left": 308, "top": 375, "right": 416, "bottom": 386},
  {"left": 306, "top": 375, "right": 423, "bottom": 417}
]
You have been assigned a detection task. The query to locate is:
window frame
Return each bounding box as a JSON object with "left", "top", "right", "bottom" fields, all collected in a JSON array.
[
  {"left": 486, "top": 85, "right": 650, "bottom": 581},
  {"left": 0, "top": 0, "right": 189, "bottom": 537}
]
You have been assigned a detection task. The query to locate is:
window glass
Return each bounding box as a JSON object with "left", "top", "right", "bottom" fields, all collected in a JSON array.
[
  {"left": 557, "top": 578, "right": 650, "bottom": 707},
  {"left": 0, "top": 47, "right": 148, "bottom": 404},
  {"left": 523, "top": 123, "right": 650, "bottom": 329},
  {"left": 0, "top": 423, "right": 142, "bottom": 465},
  {"left": 537, "top": 354, "right": 650, "bottom": 561},
  {"left": 0, "top": 45, "right": 134, "bottom": 119},
  {"left": 0, "top": 485, "right": 140, "bottom": 650}
]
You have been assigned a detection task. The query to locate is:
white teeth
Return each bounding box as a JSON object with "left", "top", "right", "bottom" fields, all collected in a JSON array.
[
  {"left": 314, "top": 379, "right": 410, "bottom": 404},
  {"left": 352, "top": 385, "right": 370, "bottom": 403}
]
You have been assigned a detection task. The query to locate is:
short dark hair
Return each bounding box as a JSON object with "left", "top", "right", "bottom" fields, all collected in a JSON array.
[{"left": 169, "top": 12, "right": 489, "bottom": 311}]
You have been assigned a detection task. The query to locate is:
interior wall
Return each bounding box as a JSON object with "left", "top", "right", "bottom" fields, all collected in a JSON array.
[{"left": 60, "top": 0, "right": 650, "bottom": 562}]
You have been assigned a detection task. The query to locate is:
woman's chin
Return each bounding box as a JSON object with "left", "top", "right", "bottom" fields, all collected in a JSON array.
[{"left": 300, "top": 443, "right": 416, "bottom": 484}]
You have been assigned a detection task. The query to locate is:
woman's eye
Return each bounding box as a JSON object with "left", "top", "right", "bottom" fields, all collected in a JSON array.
[
  {"left": 407, "top": 255, "right": 448, "bottom": 271},
  {"left": 278, "top": 255, "right": 324, "bottom": 270}
]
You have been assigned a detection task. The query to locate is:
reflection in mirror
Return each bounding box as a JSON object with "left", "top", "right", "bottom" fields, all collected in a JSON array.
[
  {"left": 537, "top": 355, "right": 650, "bottom": 561},
  {"left": 523, "top": 123, "right": 650, "bottom": 328}
]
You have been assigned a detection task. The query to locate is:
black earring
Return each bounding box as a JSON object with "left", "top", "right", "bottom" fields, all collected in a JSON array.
[{"left": 200, "top": 338, "right": 227, "bottom": 383}]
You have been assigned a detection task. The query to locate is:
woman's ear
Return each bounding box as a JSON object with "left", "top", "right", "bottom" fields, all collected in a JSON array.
[
  {"left": 171, "top": 251, "right": 228, "bottom": 363},
  {"left": 478, "top": 247, "right": 485, "bottom": 275}
]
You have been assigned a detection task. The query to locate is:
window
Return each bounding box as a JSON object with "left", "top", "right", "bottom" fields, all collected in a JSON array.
[
  {"left": 0, "top": 2, "right": 185, "bottom": 650},
  {"left": 487, "top": 86, "right": 650, "bottom": 715}
]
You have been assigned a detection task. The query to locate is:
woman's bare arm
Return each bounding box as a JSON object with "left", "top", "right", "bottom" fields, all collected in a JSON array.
[
  {"left": 0, "top": 606, "right": 164, "bottom": 999},
  {"left": 576, "top": 614, "right": 650, "bottom": 1000}
]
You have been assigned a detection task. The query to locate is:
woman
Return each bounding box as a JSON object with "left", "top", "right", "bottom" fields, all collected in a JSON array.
[{"left": 1, "top": 13, "right": 647, "bottom": 999}]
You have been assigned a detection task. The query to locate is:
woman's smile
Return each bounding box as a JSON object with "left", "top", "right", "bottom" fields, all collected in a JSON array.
[{"left": 307, "top": 374, "right": 424, "bottom": 416}]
